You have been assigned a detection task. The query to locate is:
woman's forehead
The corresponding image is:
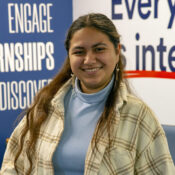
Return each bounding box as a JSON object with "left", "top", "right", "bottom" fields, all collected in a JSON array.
[{"left": 69, "top": 27, "right": 112, "bottom": 48}]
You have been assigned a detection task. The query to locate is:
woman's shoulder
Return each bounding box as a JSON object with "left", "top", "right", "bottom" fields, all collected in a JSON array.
[
  {"left": 120, "top": 93, "right": 161, "bottom": 128},
  {"left": 125, "top": 94, "right": 147, "bottom": 109}
]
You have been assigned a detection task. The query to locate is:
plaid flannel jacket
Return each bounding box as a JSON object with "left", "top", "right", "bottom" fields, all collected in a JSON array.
[{"left": 1, "top": 78, "right": 175, "bottom": 175}]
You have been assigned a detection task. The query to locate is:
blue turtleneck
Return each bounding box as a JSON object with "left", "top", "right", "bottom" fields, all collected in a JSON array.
[{"left": 53, "top": 76, "right": 114, "bottom": 175}]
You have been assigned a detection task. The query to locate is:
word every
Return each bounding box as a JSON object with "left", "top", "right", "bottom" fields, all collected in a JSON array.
[
  {"left": 112, "top": 0, "right": 175, "bottom": 29},
  {"left": 8, "top": 3, "right": 54, "bottom": 33}
]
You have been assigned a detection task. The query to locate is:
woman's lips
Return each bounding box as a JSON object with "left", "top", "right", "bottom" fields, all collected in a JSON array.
[{"left": 83, "top": 67, "right": 101, "bottom": 72}]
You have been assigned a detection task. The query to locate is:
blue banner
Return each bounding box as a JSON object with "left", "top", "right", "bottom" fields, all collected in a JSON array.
[{"left": 0, "top": 0, "right": 72, "bottom": 166}]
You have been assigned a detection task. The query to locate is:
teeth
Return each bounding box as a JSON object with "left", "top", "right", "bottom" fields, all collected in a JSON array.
[{"left": 84, "top": 68, "right": 100, "bottom": 72}]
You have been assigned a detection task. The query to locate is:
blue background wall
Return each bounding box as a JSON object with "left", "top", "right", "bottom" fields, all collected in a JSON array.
[{"left": 0, "top": 0, "right": 72, "bottom": 166}]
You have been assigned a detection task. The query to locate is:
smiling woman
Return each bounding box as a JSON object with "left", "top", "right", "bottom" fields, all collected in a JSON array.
[
  {"left": 1, "top": 13, "right": 175, "bottom": 175},
  {"left": 69, "top": 27, "right": 120, "bottom": 93}
]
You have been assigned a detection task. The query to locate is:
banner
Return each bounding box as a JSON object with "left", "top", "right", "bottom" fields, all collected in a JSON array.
[
  {"left": 0, "top": 0, "right": 72, "bottom": 165},
  {"left": 73, "top": 0, "right": 175, "bottom": 125}
]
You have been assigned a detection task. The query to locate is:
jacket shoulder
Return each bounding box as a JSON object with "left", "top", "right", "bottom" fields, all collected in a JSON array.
[{"left": 120, "top": 94, "right": 152, "bottom": 118}]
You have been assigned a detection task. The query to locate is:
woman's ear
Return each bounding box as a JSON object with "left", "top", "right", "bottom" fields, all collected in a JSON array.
[
  {"left": 115, "top": 44, "right": 121, "bottom": 63},
  {"left": 116, "top": 44, "right": 121, "bottom": 54}
]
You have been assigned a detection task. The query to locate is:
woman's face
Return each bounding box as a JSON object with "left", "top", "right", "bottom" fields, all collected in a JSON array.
[{"left": 69, "top": 27, "right": 120, "bottom": 94}]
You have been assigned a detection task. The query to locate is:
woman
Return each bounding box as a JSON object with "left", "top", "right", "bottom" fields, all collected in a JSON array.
[{"left": 1, "top": 13, "right": 174, "bottom": 175}]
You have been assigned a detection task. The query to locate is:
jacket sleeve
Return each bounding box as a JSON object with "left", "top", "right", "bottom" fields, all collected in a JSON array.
[
  {"left": 135, "top": 133, "right": 175, "bottom": 174},
  {"left": 134, "top": 106, "right": 175, "bottom": 174},
  {"left": 0, "top": 117, "right": 27, "bottom": 175}
]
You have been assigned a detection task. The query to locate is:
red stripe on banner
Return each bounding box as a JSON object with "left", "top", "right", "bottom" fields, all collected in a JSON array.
[{"left": 124, "top": 71, "right": 175, "bottom": 79}]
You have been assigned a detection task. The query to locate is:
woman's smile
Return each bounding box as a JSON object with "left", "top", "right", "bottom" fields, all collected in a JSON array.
[{"left": 81, "top": 66, "right": 102, "bottom": 74}]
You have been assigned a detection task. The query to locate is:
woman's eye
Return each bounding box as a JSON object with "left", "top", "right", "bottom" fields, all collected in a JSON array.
[
  {"left": 95, "top": 47, "right": 105, "bottom": 52},
  {"left": 73, "top": 51, "right": 84, "bottom": 55}
]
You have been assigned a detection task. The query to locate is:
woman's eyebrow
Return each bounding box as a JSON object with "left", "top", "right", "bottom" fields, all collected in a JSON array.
[
  {"left": 92, "top": 42, "right": 107, "bottom": 48},
  {"left": 71, "top": 46, "right": 84, "bottom": 51},
  {"left": 71, "top": 42, "right": 107, "bottom": 51}
]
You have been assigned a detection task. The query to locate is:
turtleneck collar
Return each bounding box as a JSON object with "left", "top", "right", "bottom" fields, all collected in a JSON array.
[{"left": 73, "top": 75, "right": 114, "bottom": 104}]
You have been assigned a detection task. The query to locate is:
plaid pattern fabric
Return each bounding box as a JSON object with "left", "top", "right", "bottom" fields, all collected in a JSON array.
[{"left": 1, "top": 79, "right": 175, "bottom": 175}]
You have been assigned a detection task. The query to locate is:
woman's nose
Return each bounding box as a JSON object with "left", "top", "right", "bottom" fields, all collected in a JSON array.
[{"left": 84, "top": 51, "right": 96, "bottom": 64}]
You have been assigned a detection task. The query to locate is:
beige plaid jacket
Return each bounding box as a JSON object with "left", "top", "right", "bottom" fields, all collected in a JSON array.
[{"left": 1, "top": 79, "right": 175, "bottom": 175}]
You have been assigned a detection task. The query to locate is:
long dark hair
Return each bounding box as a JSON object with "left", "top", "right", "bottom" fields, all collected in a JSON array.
[{"left": 14, "top": 13, "right": 127, "bottom": 174}]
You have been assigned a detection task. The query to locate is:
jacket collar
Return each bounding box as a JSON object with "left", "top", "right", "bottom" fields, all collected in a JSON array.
[
  {"left": 51, "top": 77, "right": 128, "bottom": 114},
  {"left": 51, "top": 78, "right": 72, "bottom": 119},
  {"left": 115, "top": 82, "right": 128, "bottom": 113}
]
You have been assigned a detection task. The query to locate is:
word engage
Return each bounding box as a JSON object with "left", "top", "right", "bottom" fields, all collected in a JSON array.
[
  {"left": 112, "top": 0, "right": 175, "bottom": 29},
  {"left": 8, "top": 3, "right": 53, "bottom": 33}
]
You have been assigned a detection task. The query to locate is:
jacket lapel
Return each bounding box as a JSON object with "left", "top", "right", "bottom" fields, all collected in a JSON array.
[
  {"left": 84, "top": 82, "right": 128, "bottom": 175},
  {"left": 84, "top": 134, "right": 108, "bottom": 175}
]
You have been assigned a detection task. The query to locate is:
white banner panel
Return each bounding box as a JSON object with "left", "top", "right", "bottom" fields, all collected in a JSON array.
[{"left": 73, "top": 0, "right": 175, "bottom": 125}]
